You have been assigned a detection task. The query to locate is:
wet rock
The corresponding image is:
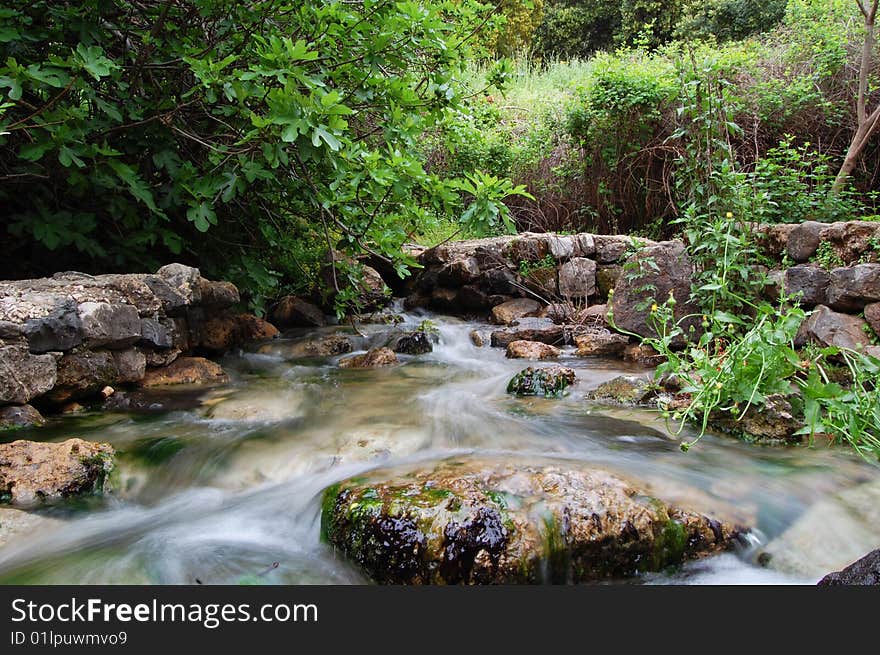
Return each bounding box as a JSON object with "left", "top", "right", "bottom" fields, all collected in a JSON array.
[
  {"left": 430, "top": 287, "right": 459, "bottom": 313},
  {"left": 490, "top": 318, "right": 565, "bottom": 348},
  {"left": 609, "top": 241, "right": 700, "bottom": 342},
  {"left": 0, "top": 404, "right": 45, "bottom": 430},
  {"left": 818, "top": 549, "right": 880, "bottom": 585},
  {"left": 794, "top": 305, "right": 873, "bottom": 351},
  {"left": 271, "top": 296, "right": 326, "bottom": 328},
  {"left": 574, "top": 328, "right": 629, "bottom": 357},
  {"left": 77, "top": 302, "right": 141, "bottom": 349},
  {"left": 112, "top": 348, "right": 147, "bottom": 384},
  {"left": 144, "top": 347, "right": 181, "bottom": 368},
  {"left": 623, "top": 343, "right": 665, "bottom": 366},
  {"left": 439, "top": 257, "right": 480, "bottom": 286},
  {"left": 48, "top": 349, "right": 118, "bottom": 403},
  {"left": 469, "top": 329, "right": 490, "bottom": 348},
  {"left": 235, "top": 314, "right": 279, "bottom": 343},
  {"left": 139, "top": 318, "right": 174, "bottom": 349},
  {"left": 456, "top": 285, "right": 491, "bottom": 312},
  {"left": 0, "top": 438, "right": 114, "bottom": 506},
  {"left": 0, "top": 507, "right": 64, "bottom": 548},
  {"left": 491, "top": 298, "right": 542, "bottom": 325},
  {"left": 827, "top": 264, "right": 880, "bottom": 311},
  {"left": 507, "top": 366, "right": 576, "bottom": 397},
  {"left": 558, "top": 258, "right": 597, "bottom": 299},
  {"left": 505, "top": 340, "right": 560, "bottom": 360},
  {"left": 200, "top": 314, "right": 279, "bottom": 351},
  {"left": 205, "top": 389, "right": 304, "bottom": 423},
  {"left": 197, "top": 279, "right": 239, "bottom": 310},
  {"left": 339, "top": 347, "right": 398, "bottom": 369},
  {"left": 141, "top": 356, "right": 228, "bottom": 387},
  {"left": 155, "top": 263, "right": 202, "bottom": 306},
  {"left": 586, "top": 375, "right": 655, "bottom": 406},
  {"left": 784, "top": 265, "right": 829, "bottom": 307},
  {"left": 261, "top": 334, "right": 354, "bottom": 359},
  {"left": 0, "top": 344, "right": 57, "bottom": 405},
  {"left": 390, "top": 331, "right": 433, "bottom": 355},
  {"left": 708, "top": 394, "right": 803, "bottom": 443},
  {"left": 21, "top": 299, "right": 83, "bottom": 353},
  {"left": 321, "top": 459, "right": 742, "bottom": 584},
  {"left": 484, "top": 268, "right": 518, "bottom": 295},
  {"left": 787, "top": 221, "right": 824, "bottom": 262}
]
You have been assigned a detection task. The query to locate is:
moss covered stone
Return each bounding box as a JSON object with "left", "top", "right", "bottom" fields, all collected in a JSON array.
[
  {"left": 507, "top": 366, "right": 576, "bottom": 398},
  {"left": 321, "top": 459, "right": 745, "bottom": 584}
]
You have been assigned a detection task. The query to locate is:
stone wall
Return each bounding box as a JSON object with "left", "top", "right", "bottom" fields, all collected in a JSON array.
[{"left": 0, "top": 264, "right": 278, "bottom": 426}]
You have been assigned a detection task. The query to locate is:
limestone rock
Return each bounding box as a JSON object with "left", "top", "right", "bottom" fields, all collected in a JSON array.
[
  {"left": 77, "top": 302, "right": 141, "bottom": 349},
  {"left": 0, "top": 344, "right": 57, "bottom": 405},
  {"left": 141, "top": 356, "right": 228, "bottom": 387},
  {"left": 795, "top": 305, "right": 873, "bottom": 351},
  {"left": 505, "top": 340, "right": 560, "bottom": 360},
  {"left": 558, "top": 257, "right": 597, "bottom": 299},
  {"left": 271, "top": 296, "right": 326, "bottom": 328},
  {"left": 490, "top": 298, "right": 542, "bottom": 325},
  {"left": 339, "top": 347, "right": 398, "bottom": 369}
]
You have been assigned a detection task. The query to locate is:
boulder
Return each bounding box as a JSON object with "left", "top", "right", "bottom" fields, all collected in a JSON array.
[
  {"left": 0, "top": 344, "right": 57, "bottom": 405},
  {"left": 506, "top": 234, "right": 549, "bottom": 263},
  {"left": 623, "top": 343, "right": 665, "bottom": 366},
  {"left": 827, "top": 264, "right": 880, "bottom": 311},
  {"left": 594, "top": 235, "right": 640, "bottom": 263},
  {"left": 818, "top": 550, "right": 880, "bottom": 586},
  {"left": 573, "top": 233, "right": 596, "bottom": 257},
  {"left": 456, "top": 285, "right": 491, "bottom": 312},
  {"left": 141, "top": 356, "right": 228, "bottom": 387},
  {"left": 558, "top": 258, "right": 597, "bottom": 299},
  {"left": 199, "top": 314, "right": 279, "bottom": 351},
  {"left": 507, "top": 366, "right": 576, "bottom": 397},
  {"left": 490, "top": 318, "right": 565, "bottom": 347},
  {"left": 235, "top": 314, "right": 279, "bottom": 343},
  {"left": 112, "top": 348, "right": 147, "bottom": 384},
  {"left": 321, "top": 459, "right": 742, "bottom": 584},
  {"left": 48, "top": 349, "right": 118, "bottom": 403},
  {"left": 339, "top": 347, "right": 398, "bottom": 369},
  {"left": 0, "top": 405, "right": 45, "bottom": 430},
  {"left": 794, "top": 305, "right": 873, "bottom": 351},
  {"left": 144, "top": 347, "right": 181, "bottom": 368},
  {"left": 586, "top": 375, "right": 655, "bottom": 406},
  {"left": 784, "top": 265, "right": 829, "bottom": 307},
  {"left": 596, "top": 265, "right": 623, "bottom": 297},
  {"left": 786, "top": 221, "right": 824, "bottom": 262},
  {"left": 197, "top": 279, "right": 239, "bottom": 309},
  {"left": 523, "top": 266, "right": 557, "bottom": 297},
  {"left": 390, "top": 331, "right": 434, "bottom": 355},
  {"left": 490, "top": 298, "right": 542, "bottom": 325},
  {"left": 439, "top": 257, "right": 480, "bottom": 286},
  {"left": 864, "top": 303, "right": 880, "bottom": 337},
  {"left": 574, "top": 328, "right": 629, "bottom": 357},
  {"left": 547, "top": 234, "right": 576, "bottom": 260},
  {"left": 505, "top": 340, "right": 560, "bottom": 360},
  {"left": 271, "top": 296, "right": 326, "bottom": 328},
  {"left": 139, "top": 318, "right": 174, "bottom": 349},
  {"left": 21, "top": 298, "right": 83, "bottom": 353},
  {"left": 259, "top": 334, "right": 354, "bottom": 359},
  {"left": 77, "top": 302, "right": 141, "bottom": 349},
  {"left": 155, "top": 263, "right": 202, "bottom": 306},
  {"left": 608, "top": 241, "right": 699, "bottom": 341},
  {"left": 0, "top": 438, "right": 114, "bottom": 506}
]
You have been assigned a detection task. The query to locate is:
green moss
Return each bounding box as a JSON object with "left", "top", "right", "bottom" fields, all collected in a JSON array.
[
  {"left": 653, "top": 517, "right": 688, "bottom": 568},
  {"left": 319, "top": 483, "right": 342, "bottom": 544},
  {"left": 125, "top": 437, "right": 186, "bottom": 466}
]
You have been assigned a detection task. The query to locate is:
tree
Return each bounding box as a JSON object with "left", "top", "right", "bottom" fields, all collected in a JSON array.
[{"left": 833, "top": 0, "right": 880, "bottom": 191}]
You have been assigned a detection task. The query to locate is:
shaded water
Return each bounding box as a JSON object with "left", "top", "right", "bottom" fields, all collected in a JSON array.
[{"left": 1, "top": 309, "right": 878, "bottom": 584}]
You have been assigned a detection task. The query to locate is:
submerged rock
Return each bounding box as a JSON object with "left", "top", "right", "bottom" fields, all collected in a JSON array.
[
  {"left": 259, "top": 334, "right": 354, "bottom": 359},
  {"left": 0, "top": 438, "right": 114, "bottom": 506},
  {"left": 818, "top": 549, "right": 880, "bottom": 585},
  {"left": 0, "top": 404, "right": 45, "bottom": 430},
  {"left": 507, "top": 366, "right": 576, "bottom": 397},
  {"left": 321, "top": 459, "right": 742, "bottom": 584},
  {"left": 141, "top": 356, "right": 229, "bottom": 387},
  {"left": 339, "top": 347, "right": 398, "bottom": 369},
  {"left": 505, "top": 340, "right": 560, "bottom": 360}
]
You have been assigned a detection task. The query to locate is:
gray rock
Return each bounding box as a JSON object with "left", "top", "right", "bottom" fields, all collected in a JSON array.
[
  {"left": 574, "top": 233, "right": 596, "bottom": 257},
  {"left": 198, "top": 279, "right": 240, "bottom": 309},
  {"left": 142, "top": 275, "right": 189, "bottom": 316},
  {"left": 827, "top": 264, "right": 880, "bottom": 311},
  {"left": 78, "top": 302, "right": 141, "bottom": 349},
  {"left": 490, "top": 298, "right": 542, "bottom": 325},
  {"left": 0, "top": 344, "right": 57, "bottom": 405},
  {"left": 490, "top": 318, "right": 565, "bottom": 347},
  {"left": 787, "top": 221, "right": 824, "bottom": 262},
  {"left": 48, "top": 349, "right": 118, "bottom": 403},
  {"left": 139, "top": 318, "right": 174, "bottom": 349},
  {"left": 547, "top": 235, "right": 576, "bottom": 260},
  {"left": 784, "top": 265, "right": 829, "bottom": 307},
  {"left": 594, "top": 235, "right": 641, "bottom": 263},
  {"left": 21, "top": 298, "right": 83, "bottom": 353},
  {"left": 865, "top": 303, "right": 880, "bottom": 337},
  {"left": 818, "top": 549, "right": 880, "bottom": 585},
  {"left": 596, "top": 265, "right": 622, "bottom": 297},
  {"left": 523, "top": 266, "right": 557, "bottom": 297},
  {"left": 112, "top": 348, "right": 147, "bottom": 383},
  {"left": 558, "top": 257, "right": 597, "bottom": 299},
  {"left": 156, "top": 263, "right": 202, "bottom": 306},
  {"left": 794, "top": 305, "right": 873, "bottom": 351}
]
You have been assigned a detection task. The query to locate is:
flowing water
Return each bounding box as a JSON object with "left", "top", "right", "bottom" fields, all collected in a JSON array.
[{"left": 1, "top": 308, "right": 879, "bottom": 585}]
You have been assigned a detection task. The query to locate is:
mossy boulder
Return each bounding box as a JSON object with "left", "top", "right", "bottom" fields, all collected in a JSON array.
[
  {"left": 586, "top": 375, "right": 655, "bottom": 406},
  {"left": 507, "top": 366, "right": 576, "bottom": 397},
  {"left": 321, "top": 459, "right": 743, "bottom": 584}
]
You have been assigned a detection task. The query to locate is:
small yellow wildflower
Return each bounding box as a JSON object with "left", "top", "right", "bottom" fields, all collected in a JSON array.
[
  {"left": 651, "top": 303, "right": 658, "bottom": 313},
  {"left": 726, "top": 212, "right": 733, "bottom": 219}
]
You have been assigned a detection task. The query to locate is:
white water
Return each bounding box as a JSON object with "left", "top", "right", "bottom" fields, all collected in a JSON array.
[{"left": 1, "top": 309, "right": 878, "bottom": 584}]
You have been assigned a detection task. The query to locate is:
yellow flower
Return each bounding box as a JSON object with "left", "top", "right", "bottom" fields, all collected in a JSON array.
[
  {"left": 726, "top": 212, "right": 733, "bottom": 219},
  {"left": 651, "top": 303, "right": 658, "bottom": 313}
]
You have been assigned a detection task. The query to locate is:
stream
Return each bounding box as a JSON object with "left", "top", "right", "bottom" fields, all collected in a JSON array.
[{"left": 1, "top": 307, "right": 879, "bottom": 585}]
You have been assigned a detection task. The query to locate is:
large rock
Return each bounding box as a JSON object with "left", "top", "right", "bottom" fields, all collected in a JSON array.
[
  {"left": 77, "top": 302, "right": 141, "bottom": 349},
  {"left": 48, "top": 349, "right": 118, "bottom": 403},
  {"left": 827, "top": 264, "right": 880, "bottom": 311},
  {"left": 794, "top": 305, "right": 873, "bottom": 351},
  {"left": 523, "top": 266, "right": 557, "bottom": 297},
  {"left": 390, "top": 331, "right": 434, "bottom": 355},
  {"left": 786, "top": 221, "right": 824, "bottom": 262},
  {"left": 490, "top": 298, "right": 541, "bottom": 325},
  {"left": 112, "top": 348, "right": 147, "bottom": 384},
  {"left": 818, "top": 550, "right": 880, "bottom": 585},
  {"left": 197, "top": 279, "right": 240, "bottom": 309},
  {"left": 596, "top": 265, "right": 623, "bottom": 297},
  {"left": 505, "top": 340, "right": 560, "bottom": 360},
  {"left": 141, "top": 356, "right": 228, "bottom": 387},
  {"left": 0, "top": 438, "right": 114, "bottom": 506},
  {"left": 21, "top": 298, "right": 83, "bottom": 353},
  {"left": 258, "top": 334, "right": 354, "bottom": 359},
  {"left": 0, "top": 404, "right": 45, "bottom": 430},
  {"left": 586, "top": 375, "right": 655, "bottom": 406},
  {"left": 199, "top": 314, "right": 279, "bottom": 351},
  {"left": 594, "top": 235, "right": 638, "bottom": 263},
  {"left": 490, "top": 318, "right": 565, "bottom": 347},
  {"left": 321, "top": 459, "right": 742, "bottom": 584},
  {"left": 609, "top": 241, "right": 699, "bottom": 341},
  {"left": 507, "top": 366, "right": 576, "bottom": 397},
  {"left": 271, "top": 296, "right": 326, "bottom": 328},
  {"left": 339, "top": 347, "right": 398, "bottom": 369},
  {"left": 708, "top": 394, "right": 804, "bottom": 443},
  {"left": 784, "top": 265, "right": 829, "bottom": 307},
  {"left": 558, "top": 257, "right": 597, "bottom": 299},
  {"left": 139, "top": 318, "right": 174, "bottom": 349},
  {"left": 155, "top": 263, "right": 202, "bottom": 307},
  {"left": 574, "top": 328, "right": 629, "bottom": 357},
  {"left": 865, "top": 303, "right": 880, "bottom": 337},
  {"left": 0, "top": 344, "right": 57, "bottom": 405}
]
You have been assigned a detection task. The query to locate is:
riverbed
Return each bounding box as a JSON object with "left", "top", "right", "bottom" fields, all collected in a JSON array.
[{"left": 1, "top": 308, "right": 878, "bottom": 584}]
